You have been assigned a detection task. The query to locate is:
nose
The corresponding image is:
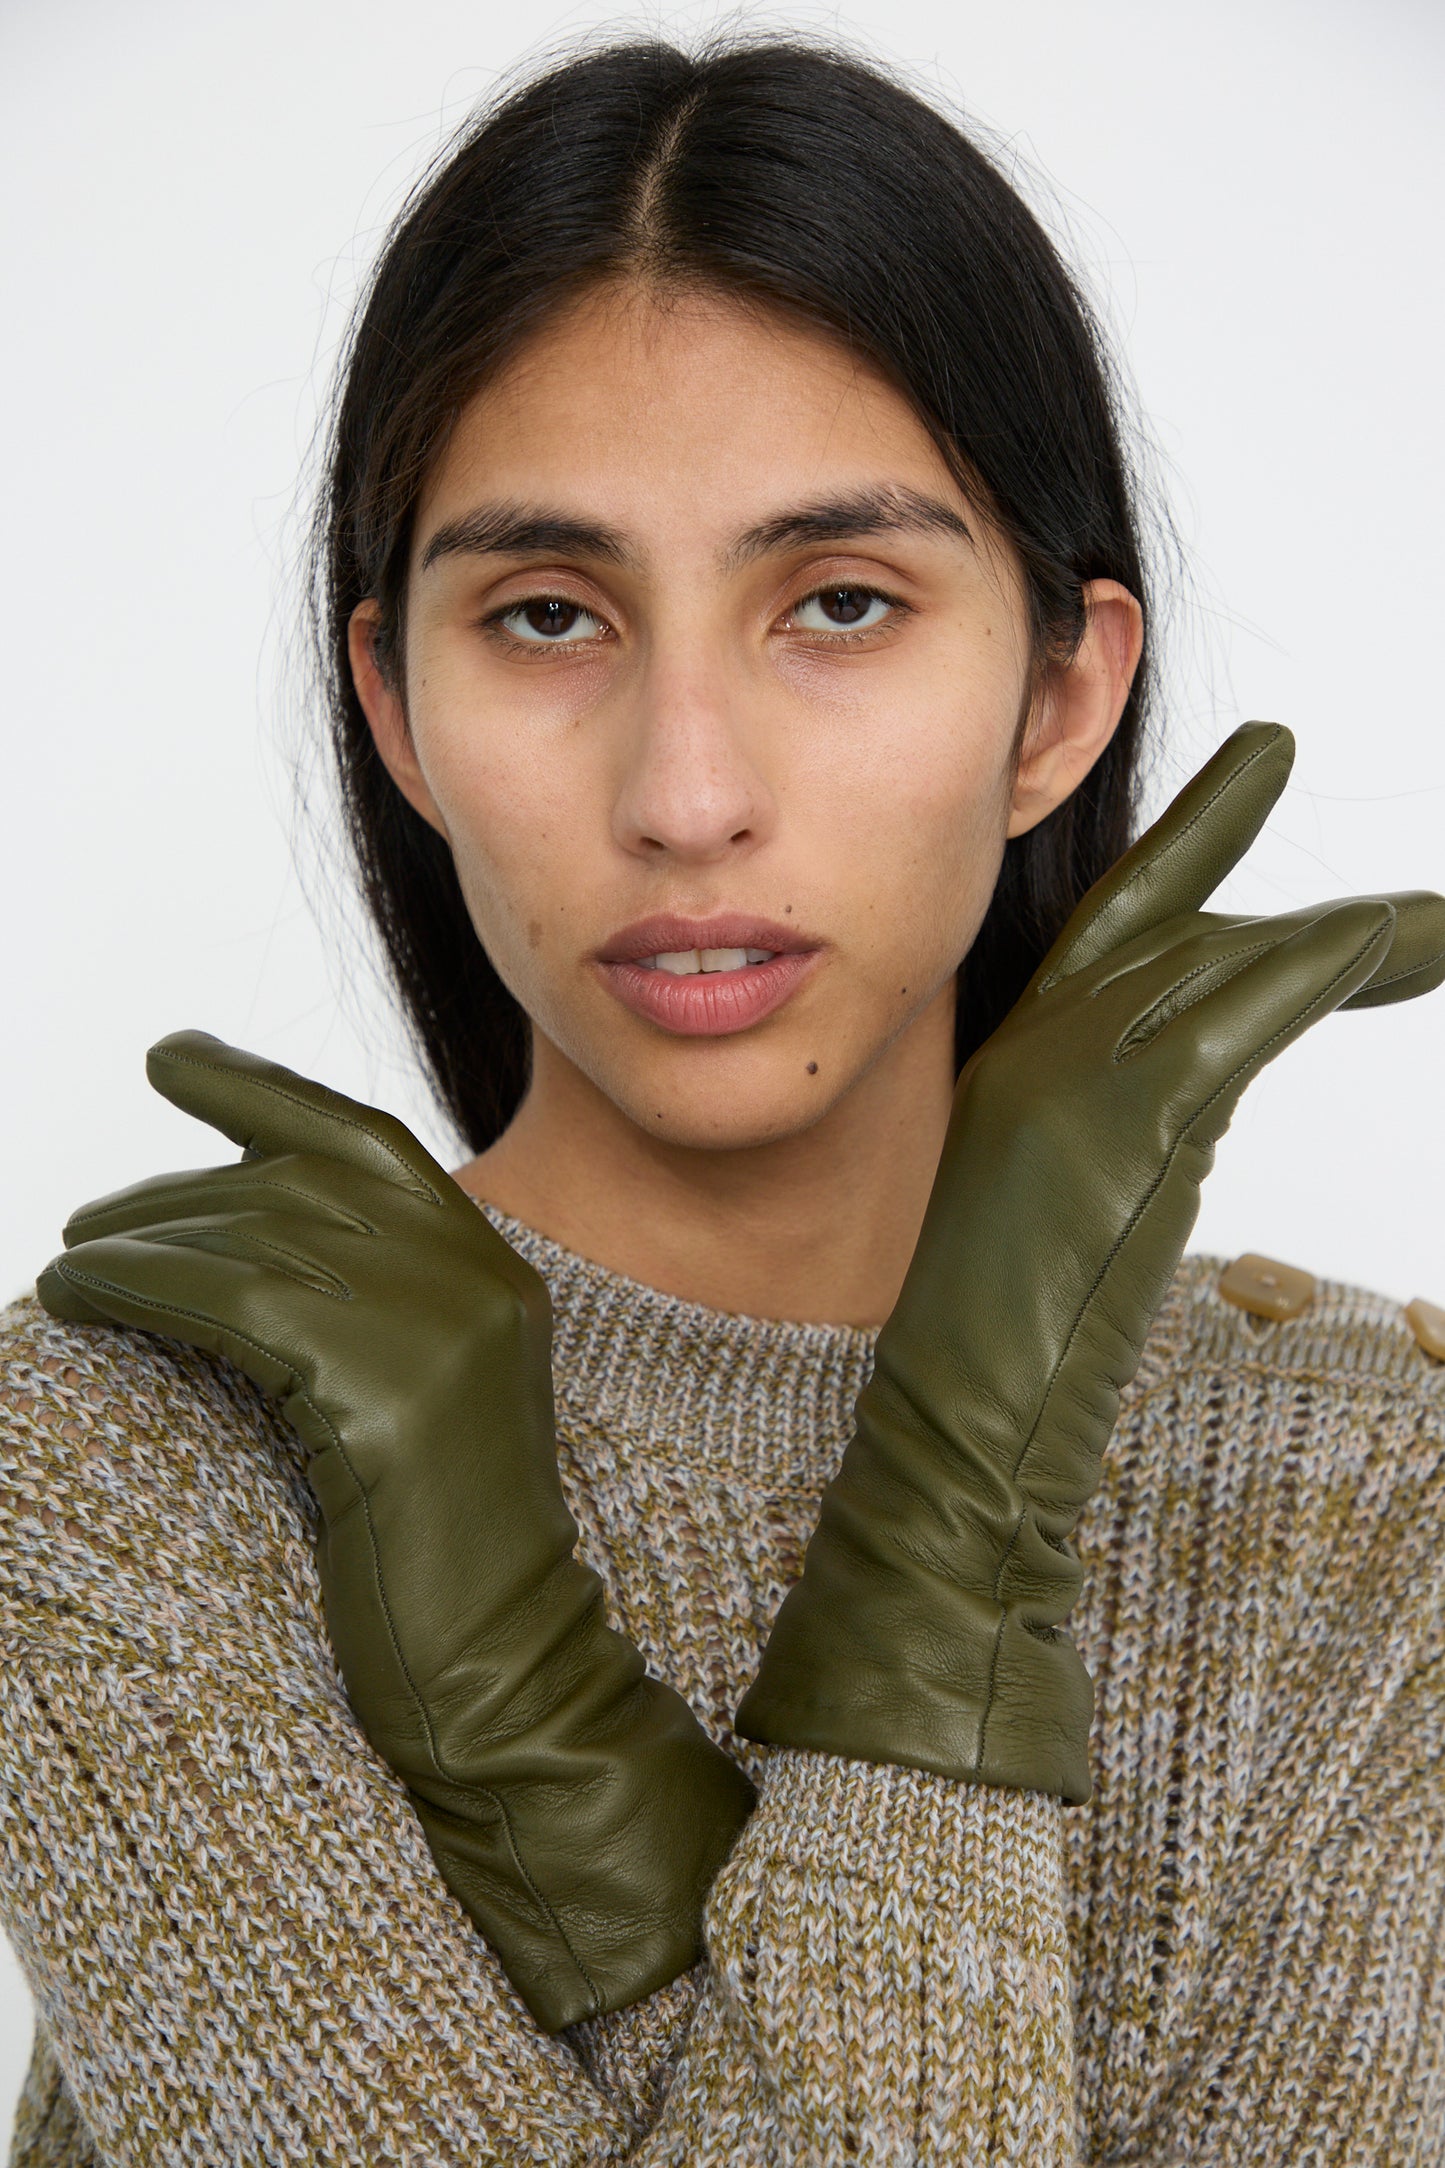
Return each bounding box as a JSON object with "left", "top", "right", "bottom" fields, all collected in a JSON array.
[{"left": 610, "top": 649, "right": 776, "bottom": 866}]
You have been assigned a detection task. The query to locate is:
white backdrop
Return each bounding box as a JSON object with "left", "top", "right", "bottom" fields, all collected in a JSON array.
[{"left": 3, "top": 0, "right": 1442, "bottom": 2139}]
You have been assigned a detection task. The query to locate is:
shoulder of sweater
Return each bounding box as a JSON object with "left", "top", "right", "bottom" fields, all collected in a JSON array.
[
  {"left": 0, "top": 1291, "right": 318, "bottom": 1650},
  {"left": 1149, "top": 1259, "right": 1445, "bottom": 1706},
  {"left": 1143, "top": 1249, "right": 1445, "bottom": 1417},
  {"left": 0, "top": 1287, "right": 304, "bottom": 1469}
]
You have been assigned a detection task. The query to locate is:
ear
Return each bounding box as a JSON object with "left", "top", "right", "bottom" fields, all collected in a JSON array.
[
  {"left": 1006, "top": 579, "right": 1144, "bottom": 840},
  {"left": 347, "top": 600, "right": 451, "bottom": 841}
]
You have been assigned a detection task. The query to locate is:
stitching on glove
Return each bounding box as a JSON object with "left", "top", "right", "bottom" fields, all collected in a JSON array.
[
  {"left": 1111, "top": 940, "right": 1277, "bottom": 1062},
  {"left": 150, "top": 1049, "right": 445, "bottom": 1206},
  {"left": 1035, "top": 726, "right": 1286, "bottom": 996},
  {"left": 65, "top": 1178, "right": 379, "bottom": 1240},
  {"left": 486, "top": 1794, "right": 603, "bottom": 2017},
  {"left": 126, "top": 1226, "right": 354, "bottom": 1299},
  {"left": 1359, "top": 942, "right": 1445, "bottom": 994}
]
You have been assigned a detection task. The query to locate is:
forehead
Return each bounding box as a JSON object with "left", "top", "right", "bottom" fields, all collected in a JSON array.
[
  {"left": 416, "top": 279, "right": 969, "bottom": 533},
  {"left": 475, "top": 277, "right": 909, "bottom": 407}
]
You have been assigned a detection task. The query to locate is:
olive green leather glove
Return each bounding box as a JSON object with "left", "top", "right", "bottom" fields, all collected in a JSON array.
[
  {"left": 735, "top": 720, "right": 1445, "bottom": 1802},
  {"left": 34, "top": 1033, "right": 756, "bottom": 2031}
]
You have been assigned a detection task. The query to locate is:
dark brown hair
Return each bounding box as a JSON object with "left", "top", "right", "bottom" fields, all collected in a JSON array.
[{"left": 301, "top": 31, "right": 1174, "bottom": 1152}]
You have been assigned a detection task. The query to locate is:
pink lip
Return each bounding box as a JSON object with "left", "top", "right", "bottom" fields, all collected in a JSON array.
[
  {"left": 595, "top": 913, "right": 820, "bottom": 965},
  {"left": 593, "top": 913, "right": 826, "bottom": 1038},
  {"left": 599, "top": 950, "right": 823, "bottom": 1036}
]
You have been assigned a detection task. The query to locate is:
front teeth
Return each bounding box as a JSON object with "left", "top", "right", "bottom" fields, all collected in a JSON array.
[{"left": 645, "top": 947, "right": 777, "bottom": 974}]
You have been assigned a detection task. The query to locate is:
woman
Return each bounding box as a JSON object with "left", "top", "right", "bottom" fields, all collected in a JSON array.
[{"left": 4, "top": 32, "right": 1444, "bottom": 2165}]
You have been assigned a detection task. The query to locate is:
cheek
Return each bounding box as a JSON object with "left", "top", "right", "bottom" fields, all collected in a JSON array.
[
  {"left": 415, "top": 718, "right": 584, "bottom": 986},
  {"left": 804, "top": 695, "right": 1015, "bottom": 948}
]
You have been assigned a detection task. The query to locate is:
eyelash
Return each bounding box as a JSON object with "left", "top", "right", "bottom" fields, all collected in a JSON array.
[{"left": 476, "top": 580, "right": 913, "bottom": 656}]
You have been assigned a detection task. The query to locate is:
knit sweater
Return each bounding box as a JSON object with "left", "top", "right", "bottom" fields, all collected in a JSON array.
[{"left": 1, "top": 1203, "right": 1443, "bottom": 2165}]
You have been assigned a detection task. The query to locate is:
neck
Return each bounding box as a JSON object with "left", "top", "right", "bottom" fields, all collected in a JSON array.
[{"left": 451, "top": 988, "right": 957, "bottom": 1328}]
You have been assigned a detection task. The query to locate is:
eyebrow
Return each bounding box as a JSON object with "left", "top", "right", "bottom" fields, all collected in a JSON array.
[{"left": 417, "top": 483, "right": 976, "bottom": 576}]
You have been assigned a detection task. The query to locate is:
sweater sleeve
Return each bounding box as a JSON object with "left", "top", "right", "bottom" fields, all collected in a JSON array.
[
  {"left": 0, "top": 1294, "right": 1084, "bottom": 2167},
  {"left": 0, "top": 1296, "right": 633, "bottom": 2163},
  {"left": 9, "top": 2020, "right": 102, "bottom": 2168},
  {"left": 1100, "top": 1344, "right": 1445, "bottom": 2168},
  {"left": 641, "top": 1746, "right": 1082, "bottom": 2164}
]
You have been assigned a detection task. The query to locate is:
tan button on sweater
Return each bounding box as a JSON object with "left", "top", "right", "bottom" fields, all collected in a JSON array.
[{"left": 1, "top": 1206, "right": 1443, "bottom": 2164}]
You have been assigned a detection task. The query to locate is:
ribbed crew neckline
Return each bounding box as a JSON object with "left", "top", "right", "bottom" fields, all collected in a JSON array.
[
  {"left": 471, "top": 1196, "right": 882, "bottom": 1476},
  {"left": 464, "top": 1197, "right": 1412, "bottom": 1477}
]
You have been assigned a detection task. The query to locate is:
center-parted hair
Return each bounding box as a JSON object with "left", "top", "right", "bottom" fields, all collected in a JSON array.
[{"left": 304, "top": 33, "right": 1169, "bottom": 1151}]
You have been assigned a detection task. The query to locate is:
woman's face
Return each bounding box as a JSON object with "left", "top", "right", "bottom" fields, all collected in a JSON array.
[{"left": 353, "top": 280, "right": 1124, "bottom": 1152}]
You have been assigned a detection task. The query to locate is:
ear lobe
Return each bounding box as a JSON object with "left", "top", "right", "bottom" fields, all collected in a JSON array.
[
  {"left": 1006, "top": 580, "right": 1143, "bottom": 840},
  {"left": 346, "top": 601, "right": 451, "bottom": 842},
  {"left": 1005, "top": 680, "right": 1073, "bottom": 839},
  {"left": 347, "top": 602, "right": 404, "bottom": 755}
]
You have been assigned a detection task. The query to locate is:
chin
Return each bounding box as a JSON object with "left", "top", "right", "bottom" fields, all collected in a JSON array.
[{"left": 607, "top": 1053, "right": 847, "bottom": 1154}]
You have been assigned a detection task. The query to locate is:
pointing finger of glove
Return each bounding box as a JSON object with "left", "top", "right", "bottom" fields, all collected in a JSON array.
[
  {"left": 33, "top": 1233, "right": 333, "bottom": 1402},
  {"left": 32, "top": 1265, "right": 119, "bottom": 1326},
  {"left": 1035, "top": 721, "right": 1294, "bottom": 993},
  {"left": 144, "top": 1031, "right": 451, "bottom": 1205},
  {"left": 1108, "top": 890, "right": 1445, "bottom": 1057},
  {"left": 58, "top": 1156, "right": 381, "bottom": 1249},
  {"left": 1172, "top": 897, "right": 1397, "bottom": 1147},
  {"left": 83, "top": 1216, "right": 354, "bottom": 1297},
  {"left": 1332, "top": 888, "right": 1445, "bottom": 1011}
]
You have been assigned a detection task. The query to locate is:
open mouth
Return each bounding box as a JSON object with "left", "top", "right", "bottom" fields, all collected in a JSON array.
[
  {"left": 594, "top": 912, "right": 825, "bottom": 1036},
  {"left": 636, "top": 947, "right": 778, "bottom": 974}
]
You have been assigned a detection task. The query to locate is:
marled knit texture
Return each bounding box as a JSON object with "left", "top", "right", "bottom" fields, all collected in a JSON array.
[{"left": 1, "top": 1207, "right": 1443, "bottom": 2164}]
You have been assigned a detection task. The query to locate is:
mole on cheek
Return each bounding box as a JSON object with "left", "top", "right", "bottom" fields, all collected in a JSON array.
[{"left": 806, "top": 1061, "right": 819, "bottom": 1076}]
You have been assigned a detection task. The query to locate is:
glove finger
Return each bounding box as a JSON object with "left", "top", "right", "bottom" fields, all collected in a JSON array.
[
  {"left": 105, "top": 1215, "right": 353, "bottom": 1298},
  {"left": 1171, "top": 897, "right": 1397, "bottom": 1147},
  {"left": 59, "top": 1156, "right": 379, "bottom": 1249},
  {"left": 34, "top": 1234, "right": 318, "bottom": 1402},
  {"left": 33, "top": 1262, "right": 118, "bottom": 1325},
  {"left": 1333, "top": 888, "right": 1445, "bottom": 1010},
  {"left": 1034, "top": 720, "right": 1294, "bottom": 992},
  {"left": 1108, "top": 889, "right": 1441, "bottom": 1056},
  {"left": 144, "top": 1031, "right": 451, "bottom": 1204}
]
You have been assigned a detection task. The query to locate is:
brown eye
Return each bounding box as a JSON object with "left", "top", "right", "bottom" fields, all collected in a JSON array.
[
  {"left": 792, "top": 585, "right": 898, "bottom": 634},
  {"left": 493, "top": 596, "right": 603, "bottom": 644}
]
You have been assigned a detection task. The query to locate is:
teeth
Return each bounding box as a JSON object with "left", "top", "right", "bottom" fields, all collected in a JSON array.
[{"left": 642, "top": 947, "right": 779, "bottom": 974}]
